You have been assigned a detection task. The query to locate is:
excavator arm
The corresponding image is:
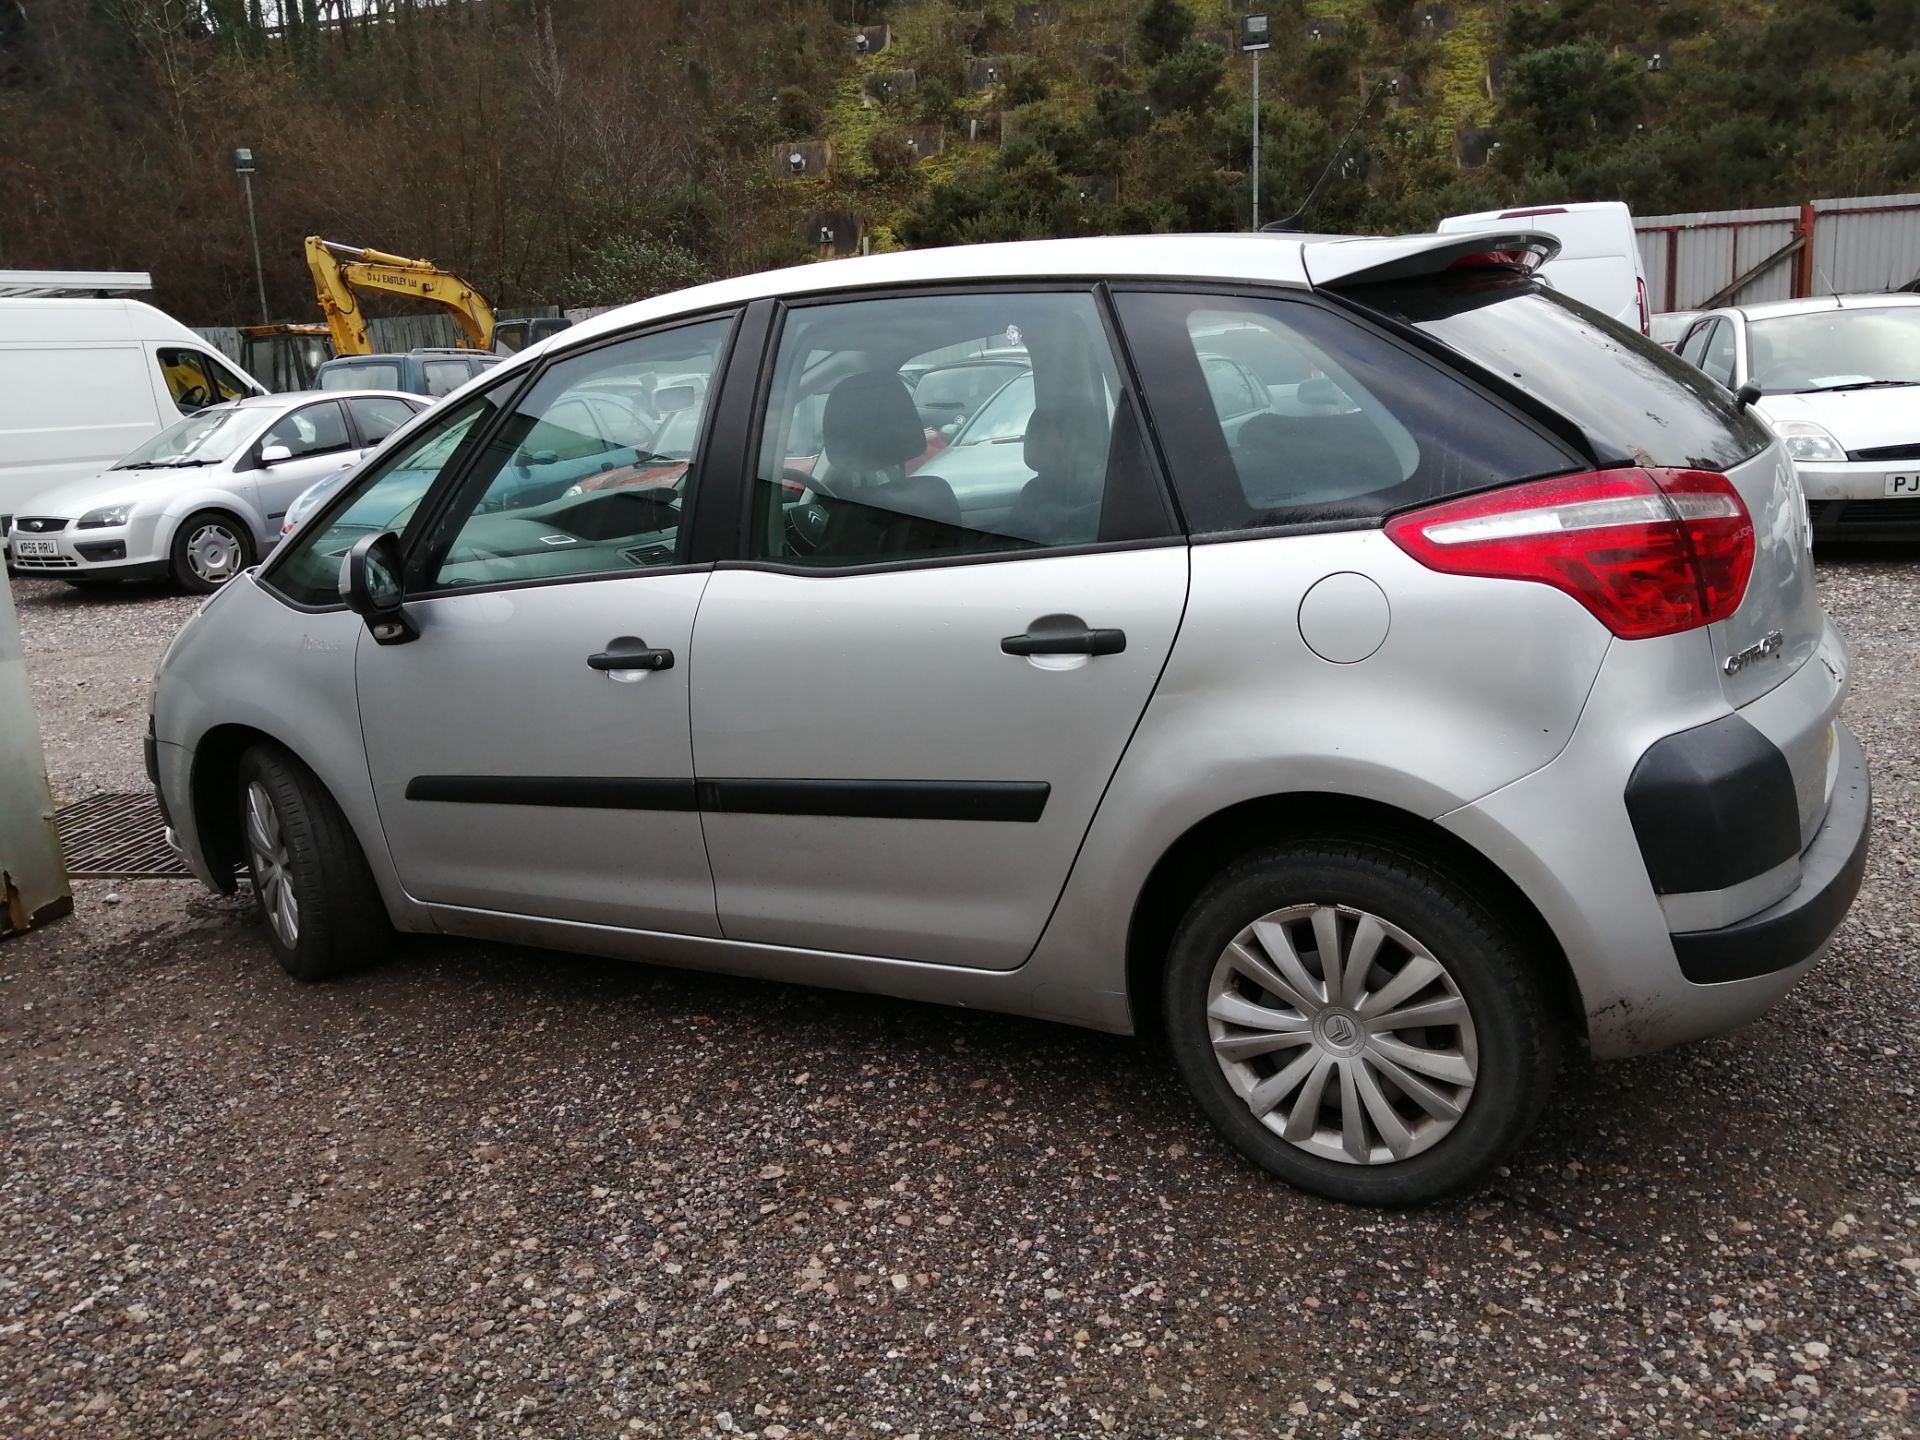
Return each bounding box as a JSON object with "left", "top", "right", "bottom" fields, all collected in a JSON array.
[{"left": 304, "top": 236, "right": 496, "bottom": 355}]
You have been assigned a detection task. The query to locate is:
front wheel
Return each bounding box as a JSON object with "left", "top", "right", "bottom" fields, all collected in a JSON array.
[
  {"left": 1163, "top": 840, "right": 1561, "bottom": 1206},
  {"left": 170, "top": 510, "right": 255, "bottom": 594},
  {"left": 237, "top": 744, "right": 390, "bottom": 981}
]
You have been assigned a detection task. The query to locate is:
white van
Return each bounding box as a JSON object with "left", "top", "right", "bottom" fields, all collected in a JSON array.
[
  {"left": 1437, "top": 201, "right": 1649, "bottom": 334},
  {"left": 0, "top": 298, "right": 265, "bottom": 532}
]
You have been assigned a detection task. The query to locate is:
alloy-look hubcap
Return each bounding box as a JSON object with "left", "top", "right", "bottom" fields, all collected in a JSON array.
[
  {"left": 245, "top": 781, "right": 299, "bottom": 949},
  {"left": 187, "top": 524, "right": 243, "bottom": 584},
  {"left": 1205, "top": 903, "right": 1478, "bottom": 1166}
]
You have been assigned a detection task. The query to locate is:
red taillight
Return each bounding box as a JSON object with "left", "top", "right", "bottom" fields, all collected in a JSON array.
[
  {"left": 1637, "top": 277, "right": 1651, "bottom": 336},
  {"left": 1385, "top": 468, "right": 1754, "bottom": 640}
]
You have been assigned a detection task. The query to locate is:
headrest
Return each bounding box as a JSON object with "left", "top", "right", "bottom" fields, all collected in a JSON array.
[{"left": 823, "top": 372, "right": 925, "bottom": 472}]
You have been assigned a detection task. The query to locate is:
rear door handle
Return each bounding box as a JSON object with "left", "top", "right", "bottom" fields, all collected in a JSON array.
[
  {"left": 588, "top": 635, "right": 674, "bottom": 673},
  {"left": 1000, "top": 613, "right": 1126, "bottom": 657}
]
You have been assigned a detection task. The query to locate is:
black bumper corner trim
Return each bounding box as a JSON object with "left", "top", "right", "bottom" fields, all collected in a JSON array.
[{"left": 1671, "top": 725, "right": 1871, "bottom": 985}]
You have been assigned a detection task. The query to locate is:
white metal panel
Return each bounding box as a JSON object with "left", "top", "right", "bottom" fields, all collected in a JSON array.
[
  {"left": 1811, "top": 193, "right": 1920, "bottom": 295},
  {"left": 1635, "top": 205, "right": 1799, "bottom": 311}
]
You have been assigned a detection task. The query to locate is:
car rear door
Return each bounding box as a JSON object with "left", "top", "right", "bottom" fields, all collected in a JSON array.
[
  {"left": 686, "top": 287, "right": 1188, "bottom": 971},
  {"left": 251, "top": 400, "right": 361, "bottom": 536}
]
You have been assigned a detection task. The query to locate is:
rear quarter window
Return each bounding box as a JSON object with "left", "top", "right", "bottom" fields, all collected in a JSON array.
[
  {"left": 1116, "top": 290, "right": 1578, "bottom": 534},
  {"left": 1347, "top": 276, "right": 1773, "bottom": 472}
]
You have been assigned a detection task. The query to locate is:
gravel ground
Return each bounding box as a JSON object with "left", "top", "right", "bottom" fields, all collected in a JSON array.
[{"left": 2, "top": 560, "right": 1916, "bottom": 1439}]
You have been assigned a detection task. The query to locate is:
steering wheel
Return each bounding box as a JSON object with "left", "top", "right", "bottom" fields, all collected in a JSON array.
[
  {"left": 178, "top": 384, "right": 209, "bottom": 408},
  {"left": 780, "top": 468, "right": 832, "bottom": 555}
]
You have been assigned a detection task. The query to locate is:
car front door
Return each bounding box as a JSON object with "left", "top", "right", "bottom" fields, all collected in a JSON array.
[
  {"left": 688, "top": 288, "right": 1189, "bottom": 970},
  {"left": 352, "top": 315, "right": 737, "bottom": 933},
  {"left": 250, "top": 400, "right": 362, "bottom": 538}
]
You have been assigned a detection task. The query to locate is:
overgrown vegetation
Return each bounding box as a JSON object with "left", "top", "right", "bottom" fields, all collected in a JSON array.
[{"left": 3, "top": 0, "right": 1917, "bottom": 323}]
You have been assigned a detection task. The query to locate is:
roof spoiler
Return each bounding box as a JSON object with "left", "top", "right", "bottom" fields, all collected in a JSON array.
[{"left": 1303, "top": 231, "right": 1562, "bottom": 290}]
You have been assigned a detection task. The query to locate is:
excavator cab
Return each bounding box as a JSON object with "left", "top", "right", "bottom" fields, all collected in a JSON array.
[{"left": 240, "top": 323, "right": 334, "bottom": 392}]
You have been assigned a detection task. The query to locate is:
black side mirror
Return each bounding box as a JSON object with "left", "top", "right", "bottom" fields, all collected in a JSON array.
[
  {"left": 1734, "top": 380, "right": 1763, "bottom": 409},
  {"left": 340, "top": 531, "right": 416, "bottom": 645}
]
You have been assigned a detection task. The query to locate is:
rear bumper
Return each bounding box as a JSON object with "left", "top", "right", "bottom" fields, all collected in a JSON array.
[{"left": 1669, "top": 724, "right": 1870, "bottom": 983}]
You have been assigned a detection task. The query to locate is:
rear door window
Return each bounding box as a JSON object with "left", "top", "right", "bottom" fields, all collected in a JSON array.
[
  {"left": 1114, "top": 290, "right": 1576, "bottom": 533},
  {"left": 423, "top": 360, "right": 472, "bottom": 396},
  {"left": 1349, "top": 277, "right": 1773, "bottom": 472},
  {"left": 346, "top": 395, "right": 419, "bottom": 445}
]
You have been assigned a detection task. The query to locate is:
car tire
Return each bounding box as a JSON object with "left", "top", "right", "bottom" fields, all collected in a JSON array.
[
  {"left": 236, "top": 744, "right": 390, "bottom": 982},
  {"left": 1163, "top": 840, "right": 1561, "bottom": 1206},
  {"left": 169, "top": 510, "right": 255, "bottom": 594}
]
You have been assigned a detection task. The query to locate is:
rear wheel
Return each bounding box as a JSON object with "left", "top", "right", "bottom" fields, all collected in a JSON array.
[
  {"left": 237, "top": 744, "right": 390, "bottom": 981},
  {"left": 170, "top": 510, "right": 254, "bottom": 594},
  {"left": 1163, "top": 840, "right": 1561, "bottom": 1206}
]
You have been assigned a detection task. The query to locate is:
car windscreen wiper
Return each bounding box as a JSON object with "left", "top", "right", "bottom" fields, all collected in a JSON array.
[
  {"left": 1803, "top": 379, "right": 1920, "bottom": 393},
  {"left": 158, "top": 458, "right": 222, "bottom": 467}
]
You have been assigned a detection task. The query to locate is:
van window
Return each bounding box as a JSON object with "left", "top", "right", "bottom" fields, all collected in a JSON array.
[{"left": 157, "top": 347, "right": 237, "bottom": 414}]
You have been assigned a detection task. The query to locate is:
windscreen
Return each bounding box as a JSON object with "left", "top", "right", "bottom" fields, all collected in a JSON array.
[
  {"left": 1346, "top": 275, "right": 1773, "bottom": 472},
  {"left": 1747, "top": 306, "right": 1920, "bottom": 393},
  {"left": 113, "top": 407, "right": 258, "bottom": 468}
]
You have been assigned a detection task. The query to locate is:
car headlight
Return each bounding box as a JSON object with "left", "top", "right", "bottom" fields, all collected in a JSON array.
[
  {"left": 1773, "top": 420, "right": 1847, "bottom": 464},
  {"left": 561, "top": 484, "right": 585, "bottom": 498},
  {"left": 77, "top": 504, "right": 132, "bottom": 529}
]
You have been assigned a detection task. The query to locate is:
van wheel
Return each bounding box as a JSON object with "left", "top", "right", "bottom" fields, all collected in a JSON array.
[
  {"left": 236, "top": 744, "right": 390, "bottom": 981},
  {"left": 170, "top": 510, "right": 254, "bottom": 594},
  {"left": 1163, "top": 840, "right": 1560, "bottom": 1206}
]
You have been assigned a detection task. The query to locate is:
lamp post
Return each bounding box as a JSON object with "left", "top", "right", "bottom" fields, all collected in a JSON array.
[
  {"left": 231, "top": 146, "right": 268, "bottom": 325},
  {"left": 1239, "top": 16, "right": 1270, "bottom": 231}
]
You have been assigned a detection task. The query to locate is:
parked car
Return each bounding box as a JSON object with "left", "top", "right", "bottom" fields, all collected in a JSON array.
[
  {"left": 1673, "top": 295, "right": 1920, "bottom": 538},
  {"left": 1439, "top": 201, "right": 1651, "bottom": 333},
  {"left": 1649, "top": 310, "right": 1703, "bottom": 349},
  {"left": 314, "top": 348, "right": 502, "bottom": 399},
  {"left": 149, "top": 232, "right": 1867, "bottom": 1205},
  {"left": 7, "top": 391, "right": 424, "bottom": 591},
  {"left": 904, "top": 354, "right": 1029, "bottom": 434},
  {"left": 0, "top": 295, "right": 265, "bottom": 533}
]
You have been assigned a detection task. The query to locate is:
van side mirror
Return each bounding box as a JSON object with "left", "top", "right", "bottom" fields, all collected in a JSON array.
[
  {"left": 340, "top": 531, "right": 416, "bottom": 644},
  {"left": 1734, "top": 380, "right": 1763, "bottom": 409},
  {"left": 259, "top": 444, "right": 293, "bottom": 465}
]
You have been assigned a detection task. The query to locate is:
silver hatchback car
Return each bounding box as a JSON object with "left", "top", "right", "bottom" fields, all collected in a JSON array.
[
  {"left": 7, "top": 390, "right": 425, "bottom": 592},
  {"left": 148, "top": 233, "right": 1870, "bottom": 1204}
]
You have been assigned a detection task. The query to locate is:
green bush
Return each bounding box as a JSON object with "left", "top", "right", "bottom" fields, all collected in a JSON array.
[
  {"left": 1135, "top": 0, "right": 1195, "bottom": 68},
  {"left": 1148, "top": 37, "right": 1225, "bottom": 114},
  {"left": 775, "top": 85, "right": 819, "bottom": 138},
  {"left": 866, "top": 127, "right": 921, "bottom": 183}
]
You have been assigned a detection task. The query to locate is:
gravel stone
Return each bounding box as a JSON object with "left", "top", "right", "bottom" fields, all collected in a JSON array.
[{"left": 2, "top": 555, "right": 1917, "bottom": 1438}]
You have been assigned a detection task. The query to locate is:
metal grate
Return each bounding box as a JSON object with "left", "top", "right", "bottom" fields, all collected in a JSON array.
[{"left": 55, "top": 791, "right": 191, "bottom": 879}]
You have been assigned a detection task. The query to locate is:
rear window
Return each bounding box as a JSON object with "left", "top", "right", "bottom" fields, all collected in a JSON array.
[
  {"left": 1349, "top": 276, "right": 1773, "bottom": 472},
  {"left": 318, "top": 362, "right": 404, "bottom": 392}
]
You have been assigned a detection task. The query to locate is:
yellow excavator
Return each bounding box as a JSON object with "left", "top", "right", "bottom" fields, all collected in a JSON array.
[{"left": 303, "top": 235, "right": 497, "bottom": 354}]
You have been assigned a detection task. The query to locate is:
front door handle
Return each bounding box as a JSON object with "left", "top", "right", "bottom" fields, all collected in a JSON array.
[
  {"left": 1000, "top": 613, "right": 1126, "bottom": 657},
  {"left": 588, "top": 636, "right": 674, "bottom": 673}
]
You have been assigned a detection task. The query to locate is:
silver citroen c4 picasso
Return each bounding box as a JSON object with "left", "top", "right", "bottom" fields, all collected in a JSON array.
[{"left": 147, "top": 233, "right": 1871, "bottom": 1205}]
